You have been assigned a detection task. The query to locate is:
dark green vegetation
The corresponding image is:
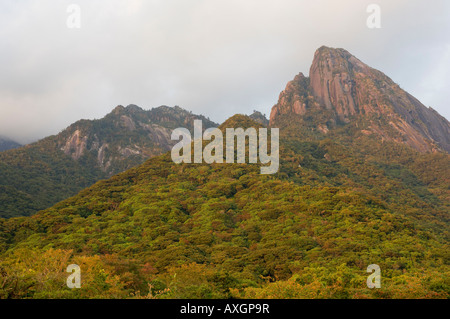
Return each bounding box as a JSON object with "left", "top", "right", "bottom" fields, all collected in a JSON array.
[
  {"left": 0, "top": 115, "right": 448, "bottom": 299},
  {"left": 0, "top": 137, "right": 105, "bottom": 218},
  {"left": 0, "top": 105, "right": 217, "bottom": 218}
]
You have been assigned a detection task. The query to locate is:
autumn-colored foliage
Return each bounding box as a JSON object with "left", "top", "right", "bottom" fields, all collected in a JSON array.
[{"left": 0, "top": 116, "right": 448, "bottom": 299}]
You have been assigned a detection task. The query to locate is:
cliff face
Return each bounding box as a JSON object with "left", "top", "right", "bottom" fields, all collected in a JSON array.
[
  {"left": 270, "top": 46, "right": 450, "bottom": 153},
  {"left": 269, "top": 73, "right": 312, "bottom": 122},
  {"left": 0, "top": 105, "right": 218, "bottom": 218},
  {"left": 56, "top": 104, "right": 218, "bottom": 176}
]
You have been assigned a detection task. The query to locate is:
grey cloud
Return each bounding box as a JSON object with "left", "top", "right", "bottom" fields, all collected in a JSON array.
[{"left": 0, "top": 0, "right": 448, "bottom": 144}]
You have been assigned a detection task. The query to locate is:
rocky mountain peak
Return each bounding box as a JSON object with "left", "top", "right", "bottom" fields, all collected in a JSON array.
[
  {"left": 308, "top": 46, "right": 398, "bottom": 121},
  {"left": 269, "top": 72, "right": 311, "bottom": 123},
  {"left": 270, "top": 46, "right": 450, "bottom": 153},
  {"left": 56, "top": 104, "right": 219, "bottom": 175},
  {"left": 310, "top": 46, "right": 358, "bottom": 118},
  {"left": 112, "top": 105, "right": 125, "bottom": 114},
  {"left": 249, "top": 110, "right": 269, "bottom": 126},
  {"left": 125, "top": 104, "right": 143, "bottom": 112}
]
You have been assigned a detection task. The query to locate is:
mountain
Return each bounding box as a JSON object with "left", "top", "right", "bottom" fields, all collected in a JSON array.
[
  {"left": 270, "top": 46, "right": 450, "bottom": 153},
  {"left": 0, "top": 47, "right": 448, "bottom": 299},
  {"left": 270, "top": 46, "right": 449, "bottom": 230},
  {"left": 248, "top": 110, "right": 269, "bottom": 126},
  {"left": 0, "top": 105, "right": 217, "bottom": 218},
  {"left": 0, "top": 119, "right": 448, "bottom": 298},
  {"left": 0, "top": 137, "right": 21, "bottom": 152},
  {"left": 56, "top": 104, "right": 217, "bottom": 176}
]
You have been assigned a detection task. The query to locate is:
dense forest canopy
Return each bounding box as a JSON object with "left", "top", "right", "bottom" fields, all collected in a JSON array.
[{"left": 0, "top": 115, "right": 448, "bottom": 299}]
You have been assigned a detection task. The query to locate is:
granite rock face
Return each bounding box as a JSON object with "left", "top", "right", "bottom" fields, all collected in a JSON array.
[
  {"left": 270, "top": 73, "right": 311, "bottom": 123},
  {"left": 56, "top": 104, "right": 218, "bottom": 175},
  {"left": 270, "top": 46, "right": 450, "bottom": 153}
]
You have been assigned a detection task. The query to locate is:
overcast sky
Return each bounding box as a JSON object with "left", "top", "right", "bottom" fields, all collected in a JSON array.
[{"left": 0, "top": 0, "right": 449, "bottom": 144}]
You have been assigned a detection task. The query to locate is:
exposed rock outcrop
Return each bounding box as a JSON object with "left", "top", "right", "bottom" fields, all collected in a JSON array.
[
  {"left": 270, "top": 46, "right": 450, "bottom": 153},
  {"left": 270, "top": 73, "right": 312, "bottom": 123},
  {"left": 62, "top": 129, "right": 88, "bottom": 160},
  {"left": 57, "top": 104, "right": 218, "bottom": 175}
]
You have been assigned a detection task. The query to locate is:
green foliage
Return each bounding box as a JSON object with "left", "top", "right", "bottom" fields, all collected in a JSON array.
[
  {"left": 0, "top": 115, "right": 448, "bottom": 299},
  {"left": 0, "top": 141, "right": 448, "bottom": 298},
  {"left": 0, "top": 139, "right": 106, "bottom": 218},
  {"left": 0, "top": 105, "right": 218, "bottom": 218}
]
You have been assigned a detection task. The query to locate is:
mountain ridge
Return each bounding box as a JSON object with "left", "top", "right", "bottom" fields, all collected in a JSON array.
[
  {"left": 0, "top": 46, "right": 448, "bottom": 299},
  {"left": 56, "top": 104, "right": 217, "bottom": 175},
  {"left": 0, "top": 136, "right": 21, "bottom": 152},
  {"left": 0, "top": 104, "right": 217, "bottom": 218},
  {"left": 270, "top": 46, "right": 450, "bottom": 153},
  {"left": 0, "top": 111, "right": 448, "bottom": 298}
]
